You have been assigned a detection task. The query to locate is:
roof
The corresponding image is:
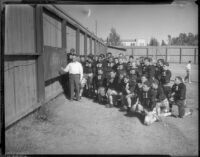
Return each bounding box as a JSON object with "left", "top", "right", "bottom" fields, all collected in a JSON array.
[
  {"left": 107, "top": 45, "right": 126, "bottom": 51},
  {"left": 121, "top": 39, "right": 137, "bottom": 42}
]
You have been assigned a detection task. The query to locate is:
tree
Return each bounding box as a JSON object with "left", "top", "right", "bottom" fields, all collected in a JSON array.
[
  {"left": 106, "top": 27, "right": 121, "bottom": 46},
  {"left": 161, "top": 40, "right": 167, "bottom": 46},
  {"left": 149, "top": 37, "right": 160, "bottom": 46},
  {"left": 168, "top": 35, "right": 172, "bottom": 45},
  {"left": 170, "top": 33, "right": 198, "bottom": 46}
]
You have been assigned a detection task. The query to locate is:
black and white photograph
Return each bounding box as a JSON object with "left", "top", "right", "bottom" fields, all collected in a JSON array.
[{"left": 0, "top": 0, "right": 199, "bottom": 156}]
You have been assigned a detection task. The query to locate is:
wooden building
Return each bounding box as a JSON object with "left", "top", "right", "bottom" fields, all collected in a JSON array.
[{"left": 3, "top": 4, "right": 107, "bottom": 127}]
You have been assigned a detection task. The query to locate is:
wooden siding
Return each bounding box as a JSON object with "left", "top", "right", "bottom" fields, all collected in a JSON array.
[
  {"left": 66, "top": 24, "right": 76, "bottom": 53},
  {"left": 43, "top": 46, "right": 67, "bottom": 100},
  {"left": 5, "top": 5, "right": 35, "bottom": 54},
  {"left": 91, "top": 39, "right": 94, "bottom": 54},
  {"left": 43, "top": 46, "right": 67, "bottom": 81},
  {"left": 80, "top": 32, "right": 84, "bottom": 55},
  {"left": 87, "top": 36, "right": 90, "bottom": 54},
  {"left": 45, "top": 80, "right": 63, "bottom": 101},
  {"left": 43, "top": 12, "right": 62, "bottom": 48},
  {"left": 4, "top": 4, "right": 107, "bottom": 128},
  {"left": 4, "top": 59, "right": 37, "bottom": 126}
]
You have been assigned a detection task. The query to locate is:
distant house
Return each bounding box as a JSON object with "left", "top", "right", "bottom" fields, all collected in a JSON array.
[{"left": 121, "top": 39, "right": 146, "bottom": 46}]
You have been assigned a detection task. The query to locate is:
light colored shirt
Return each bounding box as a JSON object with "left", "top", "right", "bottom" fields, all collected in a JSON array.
[
  {"left": 63, "top": 61, "right": 83, "bottom": 80},
  {"left": 186, "top": 63, "right": 191, "bottom": 71}
]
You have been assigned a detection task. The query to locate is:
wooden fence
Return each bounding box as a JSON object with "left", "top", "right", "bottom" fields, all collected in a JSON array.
[
  {"left": 125, "top": 46, "right": 198, "bottom": 64},
  {"left": 107, "top": 46, "right": 198, "bottom": 64},
  {"left": 3, "top": 4, "right": 107, "bottom": 128}
]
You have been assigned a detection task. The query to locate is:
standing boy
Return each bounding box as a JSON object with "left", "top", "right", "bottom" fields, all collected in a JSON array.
[
  {"left": 184, "top": 60, "right": 192, "bottom": 83},
  {"left": 169, "top": 76, "right": 193, "bottom": 118}
]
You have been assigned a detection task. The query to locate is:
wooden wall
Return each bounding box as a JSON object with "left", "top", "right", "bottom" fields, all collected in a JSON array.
[
  {"left": 87, "top": 36, "right": 90, "bottom": 54},
  {"left": 66, "top": 24, "right": 76, "bottom": 53},
  {"left": 4, "top": 5, "right": 38, "bottom": 126},
  {"left": 80, "top": 32, "right": 84, "bottom": 55},
  {"left": 91, "top": 39, "right": 94, "bottom": 54},
  {"left": 4, "top": 4, "right": 106, "bottom": 127},
  {"left": 4, "top": 59, "right": 37, "bottom": 125},
  {"left": 43, "top": 11, "right": 65, "bottom": 101},
  {"left": 5, "top": 5, "right": 35, "bottom": 54},
  {"left": 43, "top": 12, "right": 62, "bottom": 48}
]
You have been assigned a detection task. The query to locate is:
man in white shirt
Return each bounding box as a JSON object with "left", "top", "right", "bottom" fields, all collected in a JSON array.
[
  {"left": 184, "top": 60, "right": 192, "bottom": 83},
  {"left": 61, "top": 54, "right": 83, "bottom": 101}
]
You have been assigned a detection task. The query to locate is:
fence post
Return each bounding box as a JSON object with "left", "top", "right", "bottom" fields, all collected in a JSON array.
[
  {"left": 194, "top": 48, "right": 196, "bottom": 64},
  {"left": 35, "top": 5, "right": 45, "bottom": 103},
  {"left": 165, "top": 47, "right": 168, "bottom": 62},
  {"left": 147, "top": 47, "right": 149, "bottom": 57},
  {"left": 76, "top": 28, "right": 80, "bottom": 55},
  {"left": 179, "top": 48, "right": 182, "bottom": 64}
]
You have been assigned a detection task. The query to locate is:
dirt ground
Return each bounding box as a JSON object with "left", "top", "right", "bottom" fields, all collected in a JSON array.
[{"left": 5, "top": 64, "right": 198, "bottom": 155}]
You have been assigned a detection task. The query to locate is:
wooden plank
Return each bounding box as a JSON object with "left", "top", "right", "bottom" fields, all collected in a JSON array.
[
  {"left": 35, "top": 5, "right": 45, "bottom": 103},
  {"left": 62, "top": 20, "right": 66, "bottom": 49},
  {"left": 5, "top": 100, "right": 42, "bottom": 128},
  {"left": 43, "top": 12, "right": 62, "bottom": 48},
  {"left": 26, "top": 60, "right": 37, "bottom": 108},
  {"left": 13, "top": 60, "right": 22, "bottom": 114},
  {"left": 94, "top": 40, "right": 96, "bottom": 55},
  {"left": 5, "top": 5, "right": 36, "bottom": 54},
  {"left": 31, "top": 60, "right": 37, "bottom": 105},
  {"left": 90, "top": 37, "right": 92, "bottom": 54},
  {"left": 0, "top": 1, "right": 4, "bottom": 152},
  {"left": 23, "top": 60, "right": 29, "bottom": 111},
  {"left": 76, "top": 28, "right": 80, "bottom": 55},
  {"left": 4, "top": 61, "right": 16, "bottom": 125},
  {"left": 84, "top": 33, "right": 87, "bottom": 55},
  {"left": 5, "top": 53, "right": 40, "bottom": 56}
]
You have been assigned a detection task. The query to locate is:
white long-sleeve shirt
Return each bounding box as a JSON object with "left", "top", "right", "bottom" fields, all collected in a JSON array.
[
  {"left": 186, "top": 63, "right": 191, "bottom": 71},
  {"left": 63, "top": 61, "right": 83, "bottom": 80}
]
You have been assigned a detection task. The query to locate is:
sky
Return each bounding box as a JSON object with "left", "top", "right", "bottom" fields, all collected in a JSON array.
[{"left": 57, "top": 1, "right": 198, "bottom": 44}]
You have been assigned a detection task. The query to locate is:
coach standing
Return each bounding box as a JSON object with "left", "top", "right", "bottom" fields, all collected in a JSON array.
[{"left": 61, "top": 54, "right": 83, "bottom": 101}]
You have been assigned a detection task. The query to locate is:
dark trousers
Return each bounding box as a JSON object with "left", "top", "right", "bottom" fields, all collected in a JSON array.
[
  {"left": 175, "top": 100, "right": 185, "bottom": 118},
  {"left": 184, "top": 70, "right": 191, "bottom": 82},
  {"left": 69, "top": 74, "right": 80, "bottom": 100}
]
